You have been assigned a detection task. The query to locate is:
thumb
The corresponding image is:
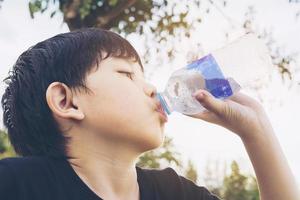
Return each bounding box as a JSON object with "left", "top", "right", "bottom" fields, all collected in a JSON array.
[{"left": 192, "top": 89, "right": 226, "bottom": 116}]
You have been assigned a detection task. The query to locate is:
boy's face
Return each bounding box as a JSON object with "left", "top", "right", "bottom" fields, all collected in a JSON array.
[{"left": 77, "top": 56, "right": 167, "bottom": 152}]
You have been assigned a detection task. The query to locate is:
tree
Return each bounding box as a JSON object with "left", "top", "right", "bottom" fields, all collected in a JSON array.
[
  {"left": 202, "top": 160, "right": 260, "bottom": 199},
  {"left": 0, "top": 1, "right": 298, "bottom": 80},
  {"left": 137, "top": 136, "right": 182, "bottom": 169},
  {"left": 1, "top": 1, "right": 296, "bottom": 83},
  {"left": 247, "top": 175, "right": 260, "bottom": 200},
  {"left": 203, "top": 159, "right": 226, "bottom": 197},
  {"left": 223, "top": 161, "right": 249, "bottom": 200},
  {"left": 0, "top": 0, "right": 210, "bottom": 63},
  {"left": 184, "top": 159, "right": 198, "bottom": 183},
  {"left": 242, "top": 5, "right": 297, "bottom": 85},
  {"left": 0, "top": 130, "right": 17, "bottom": 159},
  {"left": 27, "top": 0, "right": 191, "bottom": 32},
  {"left": 222, "top": 161, "right": 259, "bottom": 200}
]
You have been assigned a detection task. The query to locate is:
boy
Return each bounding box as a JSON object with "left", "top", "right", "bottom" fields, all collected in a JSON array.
[{"left": 0, "top": 28, "right": 299, "bottom": 200}]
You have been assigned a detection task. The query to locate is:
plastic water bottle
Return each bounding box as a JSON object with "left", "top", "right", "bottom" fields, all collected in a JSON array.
[
  {"left": 212, "top": 33, "right": 273, "bottom": 88},
  {"left": 156, "top": 33, "right": 273, "bottom": 115}
]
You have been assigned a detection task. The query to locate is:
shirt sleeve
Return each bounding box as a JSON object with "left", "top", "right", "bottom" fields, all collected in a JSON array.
[
  {"left": 0, "top": 159, "right": 18, "bottom": 200},
  {"left": 160, "top": 167, "right": 221, "bottom": 200},
  {"left": 178, "top": 174, "right": 221, "bottom": 200}
]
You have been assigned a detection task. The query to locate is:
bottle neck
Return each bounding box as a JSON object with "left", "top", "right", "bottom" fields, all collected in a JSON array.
[{"left": 156, "top": 93, "right": 172, "bottom": 115}]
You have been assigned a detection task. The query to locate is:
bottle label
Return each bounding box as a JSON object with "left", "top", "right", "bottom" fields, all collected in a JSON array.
[{"left": 186, "top": 54, "right": 233, "bottom": 98}]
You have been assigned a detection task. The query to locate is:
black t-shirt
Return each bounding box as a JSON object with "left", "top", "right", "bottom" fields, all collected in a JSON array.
[{"left": 0, "top": 156, "right": 220, "bottom": 200}]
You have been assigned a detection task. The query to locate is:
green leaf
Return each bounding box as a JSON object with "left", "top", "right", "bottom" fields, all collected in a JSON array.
[
  {"left": 28, "top": 2, "right": 35, "bottom": 18},
  {"left": 108, "top": 0, "right": 118, "bottom": 6}
]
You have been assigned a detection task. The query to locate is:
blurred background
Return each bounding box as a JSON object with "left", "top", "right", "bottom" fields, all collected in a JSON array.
[{"left": 0, "top": 0, "right": 299, "bottom": 199}]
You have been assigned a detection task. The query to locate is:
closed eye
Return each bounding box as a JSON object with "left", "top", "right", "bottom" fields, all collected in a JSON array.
[{"left": 118, "top": 71, "right": 134, "bottom": 79}]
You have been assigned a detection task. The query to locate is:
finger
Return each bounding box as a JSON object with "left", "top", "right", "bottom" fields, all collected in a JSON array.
[
  {"left": 190, "top": 111, "right": 221, "bottom": 124},
  {"left": 192, "top": 89, "right": 226, "bottom": 116},
  {"left": 227, "top": 92, "right": 262, "bottom": 109},
  {"left": 186, "top": 109, "right": 211, "bottom": 119}
]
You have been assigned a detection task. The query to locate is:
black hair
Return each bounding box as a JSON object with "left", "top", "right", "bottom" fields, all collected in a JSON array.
[{"left": 1, "top": 28, "right": 143, "bottom": 158}]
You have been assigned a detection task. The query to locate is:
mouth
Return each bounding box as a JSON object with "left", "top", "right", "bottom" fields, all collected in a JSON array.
[{"left": 156, "top": 103, "right": 168, "bottom": 123}]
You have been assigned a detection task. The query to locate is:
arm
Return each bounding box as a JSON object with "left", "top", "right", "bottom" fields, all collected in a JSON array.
[
  {"left": 242, "top": 126, "right": 299, "bottom": 200},
  {"left": 188, "top": 90, "right": 300, "bottom": 200}
]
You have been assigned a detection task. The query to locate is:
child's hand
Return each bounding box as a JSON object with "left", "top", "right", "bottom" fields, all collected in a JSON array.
[
  {"left": 188, "top": 89, "right": 300, "bottom": 200},
  {"left": 186, "top": 89, "right": 273, "bottom": 141}
]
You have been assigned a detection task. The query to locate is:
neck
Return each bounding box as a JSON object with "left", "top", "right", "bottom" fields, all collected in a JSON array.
[{"left": 66, "top": 131, "right": 142, "bottom": 200}]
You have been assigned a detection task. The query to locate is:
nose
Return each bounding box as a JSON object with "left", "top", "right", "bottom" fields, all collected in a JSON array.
[{"left": 143, "top": 82, "right": 157, "bottom": 98}]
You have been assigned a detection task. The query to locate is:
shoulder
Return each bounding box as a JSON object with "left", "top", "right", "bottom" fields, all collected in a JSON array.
[
  {"left": 0, "top": 157, "right": 32, "bottom": 199},
  {"left": 138, "top": 166, "right": 177, "bottom": 180},
  {"left": 0, "top": 156, "right": 53, "bottom": 182},
  {"left": 0, "top": 156, "right": 57, "bottom": 199},
  {"left": 0, "top": 157, "right": 16, "bottom": 183},
  {"left": 138, "top": 167, "right": 221, "bottom": 200},
  {"left": 138, "top": 166, "right": 182, "bottom": 188},
  {"left": 0, "top": 156, "right": 49, "bottom": 172}
]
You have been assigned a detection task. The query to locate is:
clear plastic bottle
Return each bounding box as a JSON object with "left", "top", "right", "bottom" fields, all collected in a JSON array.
[
  {"left": 212, "top": 33, "right": 273, "bottom": 88},
  {"left": 156, "top": 33, "right": 273, "bottom": 115}
]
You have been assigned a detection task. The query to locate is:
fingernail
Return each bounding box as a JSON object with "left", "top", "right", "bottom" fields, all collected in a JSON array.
[
  {"left": 192, "top": 90, "right": 202, "bottom": 96},
  {"left": 193, "top": 92, "right": 204, "bottom": 99},
  {"left": 197, "top": 93, "right": 204, "bottom": 99}
]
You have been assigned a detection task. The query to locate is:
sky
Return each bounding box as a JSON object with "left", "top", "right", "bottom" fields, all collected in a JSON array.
[{"left": 0, "top": 0, "right": 299, "bottom": 186}]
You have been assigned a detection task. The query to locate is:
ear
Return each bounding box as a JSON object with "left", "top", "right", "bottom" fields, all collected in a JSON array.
[{"left": 46, "top": 82, "right": 85, "bottom": 121}]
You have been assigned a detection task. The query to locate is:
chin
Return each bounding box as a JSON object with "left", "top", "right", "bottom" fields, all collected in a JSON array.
[{"left": 137, "top": 126, "right": 165, "bottom": 153}]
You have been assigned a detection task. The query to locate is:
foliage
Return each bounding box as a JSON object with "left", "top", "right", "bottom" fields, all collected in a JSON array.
[
  {"left": 25, "top": 0, "right": 194, "bottom": 33},
  {"left": 0, "top": 130, "right": 17, "bottom": 159},
  {"left": 24, "top": 0, "right": 206, "bottom": 61},
  {"left": 203, "top": 160, "right": 260, "bottom": 200},
  {"left": 184, "top": 159, "right": 198, "bottom": 183},
  {"left": 137, "top": 136, "right": 182, "bottom": 169},
  {"left": 223, "top": 161, "right": 251, "bottom": 200}
]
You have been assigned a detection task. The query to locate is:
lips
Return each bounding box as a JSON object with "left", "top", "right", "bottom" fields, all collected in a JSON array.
[{"left": 156, "top": 103, "right": 168, "bottom": 122}]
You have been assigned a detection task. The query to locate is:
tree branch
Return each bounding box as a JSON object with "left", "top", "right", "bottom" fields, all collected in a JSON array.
[
  {"left": 96, "top": 0, "right": 137, "bottom": 28},
  {"left": 60, "top": 0, "right": 82, "bottom": 31},
  {"left": 62, "top": 0, "right": 81, "bottom": 19},
  {"left": 60, "top": 0, "right": 138, "bottom": 31}
]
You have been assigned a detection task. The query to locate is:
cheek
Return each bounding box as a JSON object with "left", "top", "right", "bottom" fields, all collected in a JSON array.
[
  {"left": 104, "top": 81, "right": 149, "bottom": 117},
  {"left": 81, "top": 76, "right": 163, "bottom": 149},
  {"left": 83, "top": 80, "right": 152, "bottom": 131},
  {"left": 82, "top": 88, "right": 163, "bottom": 150}
]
